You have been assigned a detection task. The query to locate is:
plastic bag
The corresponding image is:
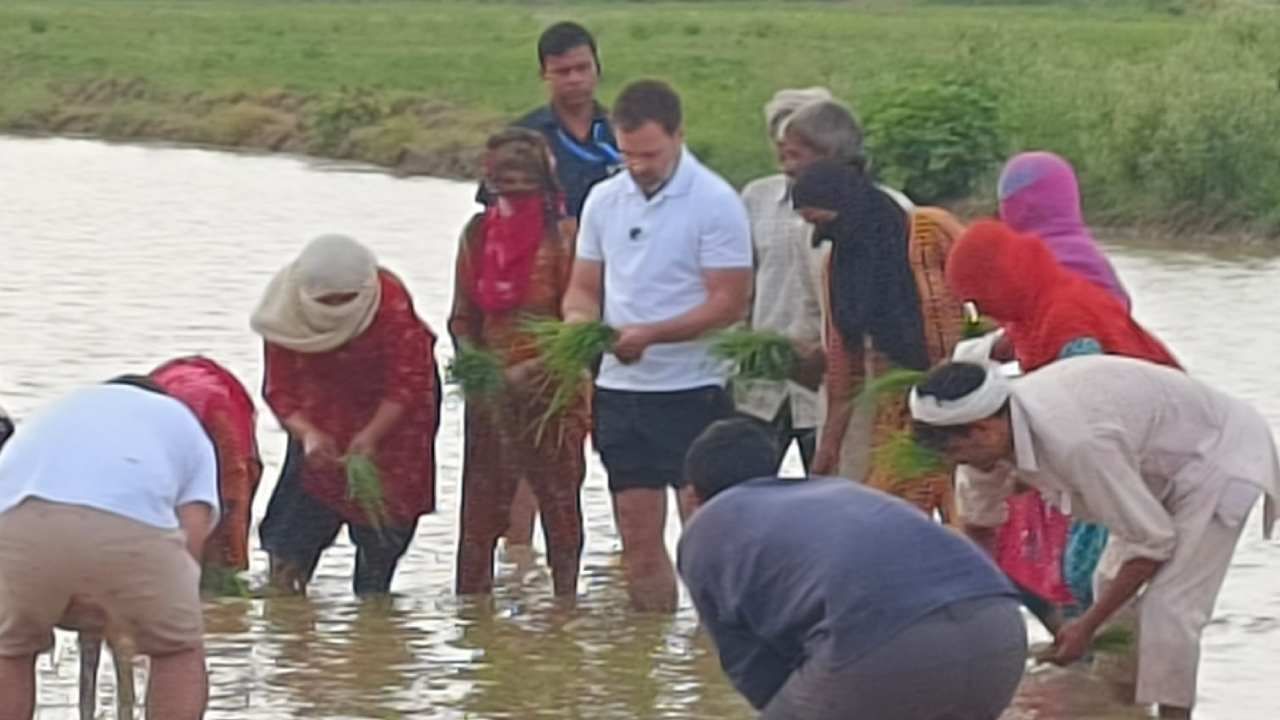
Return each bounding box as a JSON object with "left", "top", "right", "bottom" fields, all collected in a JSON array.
[{"left": 996, "top": 490, "right": 1074, "bottom": 603}]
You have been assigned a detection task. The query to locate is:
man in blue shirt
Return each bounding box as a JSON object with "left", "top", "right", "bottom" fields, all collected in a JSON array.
[
  {"left": 479, "top": 22, "right": 620, "bottom": 219},
  {"left": 678, "top": 418, "right": 1026, "bottom": 719}
]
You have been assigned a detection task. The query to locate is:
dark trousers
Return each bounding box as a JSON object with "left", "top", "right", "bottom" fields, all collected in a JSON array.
[
  {"left": 1015, "top": 582, "right": 1061, "bottom": 633},
  {"left": 762, "top": 597, "right": 1027, "bottom": 720},
  {"left": 261, "top": 438, "right": 416, "bottom": 596}
]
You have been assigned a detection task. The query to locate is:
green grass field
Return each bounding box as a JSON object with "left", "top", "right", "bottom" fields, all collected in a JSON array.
[{"left": 2, "top": 1, "right": 1277, "bottom": 232}]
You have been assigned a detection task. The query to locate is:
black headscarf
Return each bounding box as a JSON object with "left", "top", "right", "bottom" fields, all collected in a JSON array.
[{"left": 792, "top": 160, "right": 929, "bottom": 370}]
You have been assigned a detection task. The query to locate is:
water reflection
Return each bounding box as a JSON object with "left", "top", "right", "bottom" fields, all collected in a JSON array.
[{"left": 2, "top": 137, "right": 1278, "bottom": 719}]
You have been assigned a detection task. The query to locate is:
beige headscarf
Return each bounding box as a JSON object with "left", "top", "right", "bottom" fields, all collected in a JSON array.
[
  {"left": 250, "top": 234, "right": 382, "bottom": 354},
  {"left": 764, "top": 87, "right": 834, "bottom": 141}
]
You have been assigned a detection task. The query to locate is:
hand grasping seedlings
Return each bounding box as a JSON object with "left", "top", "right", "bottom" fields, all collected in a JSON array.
[
  {"left": 523, "top": 316, "right": 616, "bottom": 442},
  {"left": 345, "top": 454, "right": 389, "bottom": 533},
  {"left": 447, "top": 343, "right": 505, "bottom": 400}
]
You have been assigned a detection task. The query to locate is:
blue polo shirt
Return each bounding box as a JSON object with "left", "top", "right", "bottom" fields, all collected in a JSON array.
[
  {"left": 517, "top": 104, "right": 620, "bottom": 217},
  {"left": 476, "top": 104, "right": 620, "bottom": 217}
]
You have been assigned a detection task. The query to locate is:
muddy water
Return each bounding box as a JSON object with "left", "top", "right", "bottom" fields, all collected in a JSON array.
[{"left": 1, "top": 137, "right": 1277, "bottom": 719}]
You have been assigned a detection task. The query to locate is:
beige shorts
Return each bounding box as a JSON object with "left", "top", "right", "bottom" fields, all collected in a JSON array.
[{"left": 0, "top": 498, "right": 204, "bottom": 657}]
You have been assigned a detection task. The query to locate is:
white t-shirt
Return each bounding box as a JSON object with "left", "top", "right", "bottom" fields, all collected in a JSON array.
[
  {"left": 0, "top": 384, "right": 220, "bottom": 529},
  {"left": 577, "top": 149, "right": 753, "bottom": 391}
]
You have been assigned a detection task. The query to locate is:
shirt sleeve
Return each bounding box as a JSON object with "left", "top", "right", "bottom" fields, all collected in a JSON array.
[
  {"left": 575, "top": 191, "right": 605, "bottom": 262},
  {"left": 263, "top": 342, "right": 303, "bottom": 421},
  {"left": 1060, "top": 432, "right": 1177, "bottom": 564},
  {"left": 379, "top": 283, "right": 438, "bottom": 409},
  {"left": 448, "top": 218, "right": 484, "bottom": 350},
  {"left": 955, "top": 463, "right": 1017, "bottom": 527},
  {"left": 823, "top": 308, "right": 865, "bottom": 411},
  {"left": 178, "top": 423, "right": 222, "bottom": 523},
  {"left": 678, "top": 536, "right": 791, "bottom": 710},
  {"left": 705, "top": 618, "right": 793, "bottom": 709},
  {"left": 699, "top": 189, "right": 753, "bottom": 269}
]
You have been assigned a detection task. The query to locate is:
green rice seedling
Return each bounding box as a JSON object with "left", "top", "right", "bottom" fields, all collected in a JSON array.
[
  {"left": 523, "top": 317, "right": 615, "bottom": 440},
  {"left": 962, "top": 301, "right": 998, "bottom": 339},
  {"left": 200, "top": 566, "right": 253, "bottom": 598},
  {"left": 1093, "top": 626, "right": 1135, "bottom": 653},
  {"left": 875, "top": 429, "right": 946, "bottom": 482},
  {"left": 447, "top": 343, "right": 505, "bottom": 399},
  {"left": 857, "top": 367, "right": 927, "bottom": 410},
  {"left": 963, "top": 315, "right": 999, "bottom": 339},
  {"left": 345, "top": 453, "right": 389, "bottom": 532},
  {"left": 710, "top": 328, "right": 796, "bottom": 382}
]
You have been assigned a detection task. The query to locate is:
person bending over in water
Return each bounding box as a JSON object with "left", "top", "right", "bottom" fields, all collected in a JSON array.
[
  {"left": 0, "top": 376, "right": 220, "bottom": 720},
  {"left": 678, "top": 417, "right": 1026, "bottom": 719},
  {"left": 910, "top": 357, "right": 1280, "bottom": 719}
]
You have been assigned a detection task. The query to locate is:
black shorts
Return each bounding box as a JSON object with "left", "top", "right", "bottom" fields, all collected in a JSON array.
[{"left": 593, "top": 385, "right": 734, "bottom": 493}]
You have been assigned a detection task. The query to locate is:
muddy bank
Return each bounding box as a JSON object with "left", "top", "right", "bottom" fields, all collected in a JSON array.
[
  {"left": 5, "top": 77, "right": 1277, "bottom": 247},
  {"left": 3, "top": 77, "right": 500, "bottom": 179}
]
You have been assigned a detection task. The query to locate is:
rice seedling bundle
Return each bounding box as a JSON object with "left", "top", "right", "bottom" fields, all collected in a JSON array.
[
  {"left": 523, "top": 317, "right": 616, "bottom": 439},
  {"left": 345, "top": 453, "right": 389, "bottom": 532},
  {"left": 963, "top": 315, "right": 999, "bottom": 340},
  {"left": 1092, "top": 626, "right": 1135, "bottom": 653},
  {"left": 446, "top": 343, "right": 505, "bottom": 399},
  {"left": 875, "top": 429, "right": 946, "bottom": 481},
  {"left": 201, "top": 566, "right": 253, "bottom": 599},
  {"left": 857, "top": 367, "right": 927, "bottom": 410},
  {"left": 710, "top": 328, "right": 796, "bottom": 382}
]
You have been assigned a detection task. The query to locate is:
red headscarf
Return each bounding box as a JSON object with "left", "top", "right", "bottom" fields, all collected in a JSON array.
[
  {"left": 473, "top": 194, "right": 548, "bottom": 313},
  {"left": 946, "top": 220, "right": 1179, "bottom": 371},
  {"left": 472, "top": 129, "right": 562, "bottom": 313}
]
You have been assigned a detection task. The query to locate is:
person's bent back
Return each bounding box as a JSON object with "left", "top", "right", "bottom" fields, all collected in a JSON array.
[
  {"left": 678, "top": 418, "right": 1026, "bottom": 720},
  {"left": 0, "top": 378, "right": 219, "bottom": 720}
]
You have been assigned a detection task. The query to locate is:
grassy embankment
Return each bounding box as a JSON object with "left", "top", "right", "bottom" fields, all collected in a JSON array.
[{"left": 2, "top": 1, "right": 1278, "bottom": 233}]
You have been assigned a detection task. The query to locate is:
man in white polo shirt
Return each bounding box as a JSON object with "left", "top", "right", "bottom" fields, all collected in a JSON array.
[
  {"left": 0, "top": 376, "right": 219, "bottom": 720},
  {"left": 563, "top": 79, "right": 753, "bottom": 612}
]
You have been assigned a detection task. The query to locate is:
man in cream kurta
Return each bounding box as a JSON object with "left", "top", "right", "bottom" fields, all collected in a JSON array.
[
  {"left": 736, "top": 87, "right": 832, "bottom": 470},
  {"left": 908, "top": 355, "right": 1279, "bottom": 717},
  {"left": 738, "top": 172, "right": 826, "bottom": 468}
]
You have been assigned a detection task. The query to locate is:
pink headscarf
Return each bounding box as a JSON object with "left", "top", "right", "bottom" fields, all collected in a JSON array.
[{"left": 998, "top": 152, "right": 1131, "bottom": 310}]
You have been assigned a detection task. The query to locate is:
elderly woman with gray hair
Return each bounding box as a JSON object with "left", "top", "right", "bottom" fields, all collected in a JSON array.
[
  {"left": 252, "top": 235, "right": 440, "bottom": 596},
  {"left": 781, "top": 98, "right": 914, "bottom": 210},
  {"left": 735, "top": 87, "right": 835, "bottom": 471}
]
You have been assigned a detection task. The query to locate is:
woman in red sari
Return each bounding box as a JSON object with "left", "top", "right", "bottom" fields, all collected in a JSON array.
[
  {"left": 252, "top": 234, "right": 439, "bottom": 596},
  {"left": 150, "top": 356, "right": 263, "bottom": 579},
  {"left": 450, "top": 129, "right": 587, "bottom": 598}
]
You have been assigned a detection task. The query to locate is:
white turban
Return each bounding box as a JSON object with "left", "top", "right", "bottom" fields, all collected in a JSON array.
[
  {"left": 764, "top": 87, "right": 834, "bottom": 140},
  {"left": 909, "top": 329, "right": 1011, "bottom": 425}
]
